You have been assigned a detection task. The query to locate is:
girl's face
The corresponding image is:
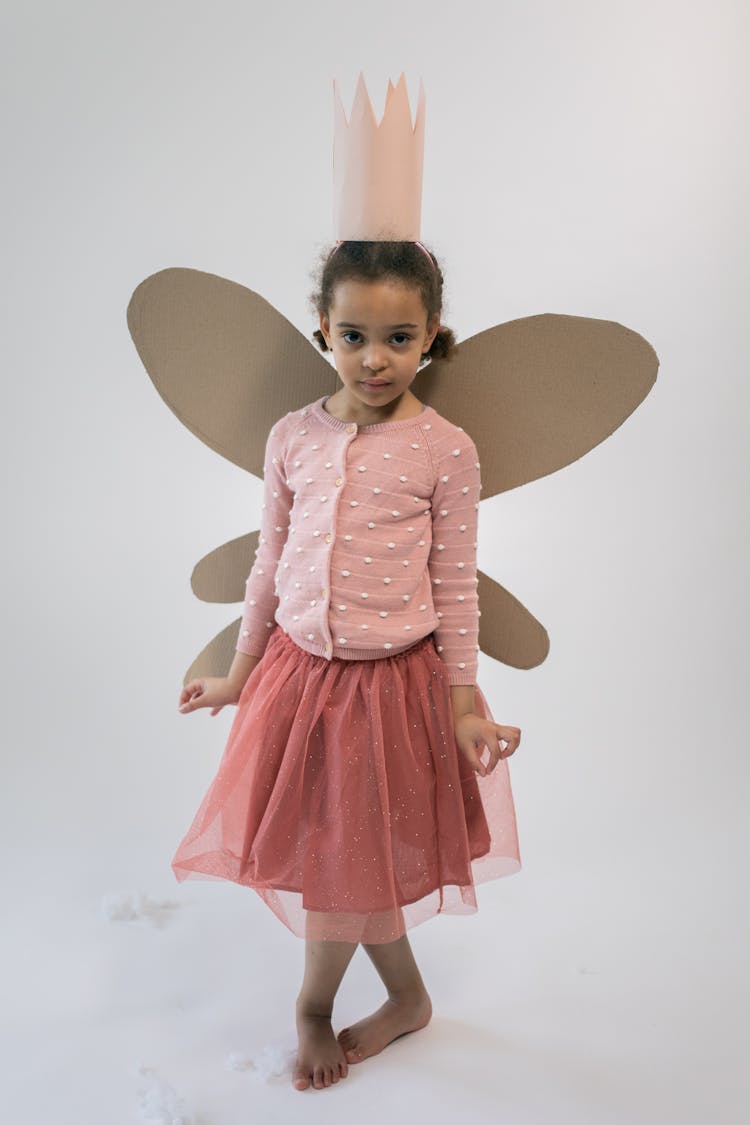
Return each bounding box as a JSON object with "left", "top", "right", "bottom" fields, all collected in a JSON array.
[{"left": 319, "top": 278, "right": 439, "bottom": 412}]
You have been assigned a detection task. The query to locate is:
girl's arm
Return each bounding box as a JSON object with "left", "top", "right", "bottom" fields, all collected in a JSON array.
[
  {"left": 236, "top": 419, "right": 294, "bottom": 661},
  {"left": 426, "top": 429, "right": 481, "bottom": 684},
  {"left": 450, "top": 683, "right": 475, "bottom": 719},
  {"left": 450, "top": 672, "right": 523, "bottom": 775},
  {"left": 226, "top": 650, "right": 262, "bottom": 696},
  {"left": 179, "top": 648, "right": 262, "bottom": 713}
]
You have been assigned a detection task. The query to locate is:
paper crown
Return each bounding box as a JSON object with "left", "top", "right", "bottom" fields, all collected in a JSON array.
[{"left": 332, "top": 73, "right": 426, "bottom": 241}]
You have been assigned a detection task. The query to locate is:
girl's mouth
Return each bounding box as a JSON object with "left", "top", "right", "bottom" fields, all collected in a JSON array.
[{"left": 362, "top": 380, "right": 390, "bottom": 388}]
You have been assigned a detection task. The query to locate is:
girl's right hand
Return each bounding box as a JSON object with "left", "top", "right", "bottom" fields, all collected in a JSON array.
[{"left": 178, "top": 676, "right": 241, "bottom": 716}]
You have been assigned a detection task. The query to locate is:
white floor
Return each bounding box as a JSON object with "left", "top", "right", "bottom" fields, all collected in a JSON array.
[{"left": 6, "top": 840, "right": 746, "bottom": 1125}]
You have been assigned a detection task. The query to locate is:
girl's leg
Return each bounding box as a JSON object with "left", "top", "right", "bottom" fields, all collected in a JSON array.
[
  {"left": 337, "top": 933, "right": 433, "bottom": 1064},
  {"left": 293, "top": 929, "right": 359, "bottom": 1091}
]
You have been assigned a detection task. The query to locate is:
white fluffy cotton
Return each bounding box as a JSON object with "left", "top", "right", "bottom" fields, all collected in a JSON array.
[
  {"left": 100, "top": 890, "right": 182, "bottom": 927},
  {"left": 133, "top": 1064, "right": 196, "bottom": 1125},
  {"left": 225, "top": 1033, "right": 298, "bottom": 1082}
]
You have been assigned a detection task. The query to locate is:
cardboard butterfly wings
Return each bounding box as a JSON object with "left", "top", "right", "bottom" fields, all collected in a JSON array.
[{"left": 127, "top": 265, "right": 659, "bottom": 684}]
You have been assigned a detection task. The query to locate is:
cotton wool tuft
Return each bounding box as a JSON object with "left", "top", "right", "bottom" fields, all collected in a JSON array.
[
  {"left": 101, "top": 890, "right": 182, "bottom": 926},
  {"left": 226, "top": 1033, "right": 297, "bottom": 1082},
  {"left": 133, "top": 1064, "right": 196, "bottom": 1124}
]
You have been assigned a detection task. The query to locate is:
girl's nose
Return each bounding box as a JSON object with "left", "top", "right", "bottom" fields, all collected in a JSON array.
[{"left": 362, "top": 346, "right": 387, "bottom": 372}]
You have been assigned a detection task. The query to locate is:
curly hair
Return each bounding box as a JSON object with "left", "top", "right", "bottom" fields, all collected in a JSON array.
[{"left": 309, "top": 240, "right": 457, "bottom": 361}]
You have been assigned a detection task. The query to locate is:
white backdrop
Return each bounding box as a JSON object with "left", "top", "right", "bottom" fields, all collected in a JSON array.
[{"left": 3, "top": 1, "right": 748, "bottom": 1122}]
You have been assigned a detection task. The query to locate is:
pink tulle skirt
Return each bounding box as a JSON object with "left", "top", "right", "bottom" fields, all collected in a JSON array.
[{"left": 171, "top": 623, "right": 521, "bottom": 943}]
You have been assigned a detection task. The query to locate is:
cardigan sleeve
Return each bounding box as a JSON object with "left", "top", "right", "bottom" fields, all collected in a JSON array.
[
  {"left": 235, "top": 419, "right": 294, "bottom": 659},
  {"left": 426, "top": 428, "right": 481, "bottom": 685}
]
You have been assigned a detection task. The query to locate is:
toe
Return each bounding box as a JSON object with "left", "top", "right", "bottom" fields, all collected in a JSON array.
[{"left": 293, "top": 1070, "right": 310, "bottom": 1090}]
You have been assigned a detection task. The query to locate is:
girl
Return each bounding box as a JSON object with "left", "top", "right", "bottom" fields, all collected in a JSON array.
[{"left": 172, "top": 240, "right": 522, "bottom": 1092}]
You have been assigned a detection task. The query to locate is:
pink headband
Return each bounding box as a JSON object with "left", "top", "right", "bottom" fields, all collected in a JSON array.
[{"left": 413, "top": 241, "right": 437, "bottom": 270}]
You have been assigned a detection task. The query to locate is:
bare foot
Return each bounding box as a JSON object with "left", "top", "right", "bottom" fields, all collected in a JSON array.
[
  {"left": 293, "top": 1003, "right": 350, "bottom": 1091},
  {"left": 337, "top": 990, "right": 432, "bottom": 1064}
]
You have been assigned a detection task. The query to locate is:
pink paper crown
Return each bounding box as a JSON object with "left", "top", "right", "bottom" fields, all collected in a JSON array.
[{"left": 333, "top": 73, "right": 426, "bottom": 242}]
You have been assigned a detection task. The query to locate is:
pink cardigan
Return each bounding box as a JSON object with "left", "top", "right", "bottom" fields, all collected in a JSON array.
[{"left": 235, "top": 394, "right": 482, "bottom": 685}]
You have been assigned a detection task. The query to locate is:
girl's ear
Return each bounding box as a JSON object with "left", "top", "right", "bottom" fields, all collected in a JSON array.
[
  {"left": 319, "top": 312, "right": 332, "bottom": 349},
  {"left": 423, "top": 313, "right": 440, "bottom": 353}
]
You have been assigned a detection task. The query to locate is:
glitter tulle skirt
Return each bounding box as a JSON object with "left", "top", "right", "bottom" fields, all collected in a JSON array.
[{"left": 171, "top": 623, "right": 521, "bottom": 943}]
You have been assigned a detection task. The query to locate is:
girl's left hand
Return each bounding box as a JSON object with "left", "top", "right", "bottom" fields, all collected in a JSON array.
[{"left": 453, "top": 713, "right": 521, "bottom": 777}]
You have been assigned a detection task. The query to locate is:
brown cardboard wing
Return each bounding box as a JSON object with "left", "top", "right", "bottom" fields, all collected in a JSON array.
[
  {"left": 127, "top": 267, "right": 338, "bottom": 476},
  {"left": 413, "top": 313, "right": 659, "bottom": 495},
  {"left": 182, "top": 619, "right": 252, "bottom": 688},
  {"left": 476, "top": 571, "right": 550, "bottom": 671},
  {"left": 190, "top": 530, "right": 260, "bottom": 605},
  {"left": 127, "top": 267, "right": 658, "bottom": 679}
]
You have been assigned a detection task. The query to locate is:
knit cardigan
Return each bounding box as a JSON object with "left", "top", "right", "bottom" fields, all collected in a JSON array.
[{"left": 235, "top": 394, "right": 482, "bottom": 685}]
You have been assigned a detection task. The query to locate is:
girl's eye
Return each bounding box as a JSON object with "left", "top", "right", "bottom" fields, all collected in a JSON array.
[{"left": 339, "top": 330, "right": 412, "bottom": 346}]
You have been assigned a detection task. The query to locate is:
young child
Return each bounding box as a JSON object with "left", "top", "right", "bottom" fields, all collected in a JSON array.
[{"left": 172, "top": 239, "right": 522, "bottom": 1092}]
